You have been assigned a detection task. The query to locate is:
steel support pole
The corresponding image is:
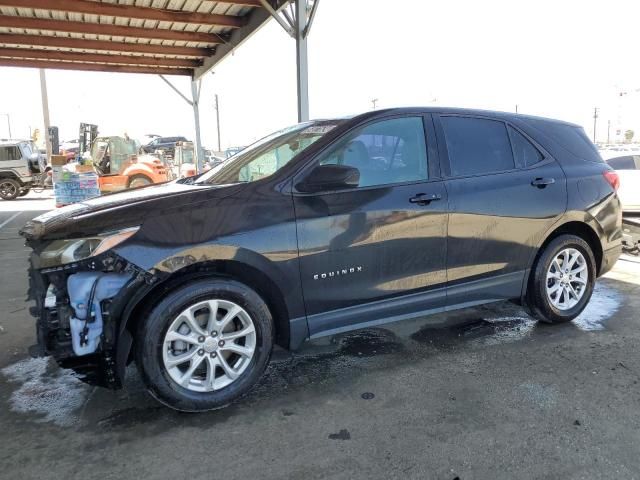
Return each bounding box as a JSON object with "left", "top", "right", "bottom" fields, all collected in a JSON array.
[
  {"left": 191, "top": 79, "right": 204, "bottom": 172},
  {"left": 215, "top": 94, "right": 221, "bottom": 152},
  {"left": 295, "top": 0, "right": 309, "bottom": 122},
  {"left": 39, "top": 69, "right": 52, "bottom": 160}
]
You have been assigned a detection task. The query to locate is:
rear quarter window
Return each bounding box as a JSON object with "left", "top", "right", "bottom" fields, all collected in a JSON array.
[
  {"left": 508, "top": 126, "right": 543, "bottom": 168},
  {"left": 527, "top": 119, "right": 603, "bottom": 163}
]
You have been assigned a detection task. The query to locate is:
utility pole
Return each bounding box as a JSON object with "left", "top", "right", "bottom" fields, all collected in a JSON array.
[
  {"left": 371, "top": 98, "right": 378, "bottom": 110},
  {"left": 593, "top": 107, "right": 599, "bottom": 143},
  {"left": 214, "top": 94, "right": 221, "bottom": 152},
  {"left": 515, "top": 104, "right": 518, "bottom": 114},
  {"left": 607, "top": 120, "right": 611, "bottom": 144},
  {"left": 39, "top": 69, "right": 52, "bottom": 160},
  {"left": 0, "top": 113, "right": 11, "bottom": 138}
]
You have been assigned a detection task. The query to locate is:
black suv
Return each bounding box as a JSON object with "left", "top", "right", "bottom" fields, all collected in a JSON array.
[
  {"left": 142, "top": 136, "right": 188, "bottom": 156},
  {"left": 21, "top": 108, "right": 622, "bottom": 411}
]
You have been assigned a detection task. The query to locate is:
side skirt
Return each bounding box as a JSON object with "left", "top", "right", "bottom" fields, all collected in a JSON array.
[{"left": 289, "top": 270, "right": 526, "bottom": 348}]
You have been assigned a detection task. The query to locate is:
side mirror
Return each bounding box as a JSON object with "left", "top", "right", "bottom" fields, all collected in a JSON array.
[{"left": 297, "top": 164, "right": 360, "bottom": 193}]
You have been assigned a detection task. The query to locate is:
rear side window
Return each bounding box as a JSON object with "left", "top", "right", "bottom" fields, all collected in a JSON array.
[
  {"left": 508, "top": 126, "right": 543, "bottom": 168},
  {"left": 0, "top": 145, "right": 21, "bottom": 161},
  {"left": 607, "top": 156, "right": 636, "bottom": 170},
  {"left": 440, "top": 116, "right": 514, "bottom": 176},
  {"left": 527, "top": 119, "right": 602, "bottom": 163}
]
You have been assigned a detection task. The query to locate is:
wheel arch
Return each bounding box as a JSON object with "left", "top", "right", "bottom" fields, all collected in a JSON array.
[
  {"left": 122, "top": 163, "right": 154, "bottom": 179},
  {"left": 522, "top": 219, "right": 603, "bottom": 306},
  {"left": 535, "top": 220, "right": 603, "bottom": 275},
  {"left": 0, "top": 171, "right": 23, "bottom": 183},
  {"left": 118, "top": 259, "right": 292, "bottom": 363}
]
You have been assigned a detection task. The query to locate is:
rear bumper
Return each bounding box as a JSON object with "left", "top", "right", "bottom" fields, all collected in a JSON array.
[{"left": 600, "top": 243, "right": 622, "bottom": 276}]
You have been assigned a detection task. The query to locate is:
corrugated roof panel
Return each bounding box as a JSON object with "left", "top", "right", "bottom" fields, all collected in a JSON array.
[
  {"left": 0, "top": 0, "right": 268, "bottom": 77},
  {"left": 0, "top": 43, "right": 184, "bottom": 59}
]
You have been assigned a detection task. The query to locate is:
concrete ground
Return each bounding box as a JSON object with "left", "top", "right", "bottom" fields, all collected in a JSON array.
[{"left": 1, "top": 193, "right": 640, "bottom": 480}]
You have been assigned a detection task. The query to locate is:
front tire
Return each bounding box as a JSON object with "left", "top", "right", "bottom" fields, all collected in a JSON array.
[
  {"left": 136, "top": 278, "right": 274, "bottom": 412},
  {"left": 526, "top": 234, "right": 596, "bottom": 323}
]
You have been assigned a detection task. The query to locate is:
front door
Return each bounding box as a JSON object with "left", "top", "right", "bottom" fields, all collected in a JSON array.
[{"left": 293, "top": 115, "right": 448, "bottom": 337}]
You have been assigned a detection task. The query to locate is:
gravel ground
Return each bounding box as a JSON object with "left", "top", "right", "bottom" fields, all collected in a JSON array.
[{"left": 1, "top": 206, "right": 639, "bottom": 480}]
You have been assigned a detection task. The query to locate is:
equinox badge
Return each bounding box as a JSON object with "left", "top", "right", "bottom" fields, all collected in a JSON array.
[{"left": 313, "top": 266, "right": 363, "bottom": 280}]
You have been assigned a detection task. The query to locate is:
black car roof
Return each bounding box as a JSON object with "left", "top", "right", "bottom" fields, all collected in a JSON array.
[{"left": 314, "top": 107, "right": 581, "bottom": 129}]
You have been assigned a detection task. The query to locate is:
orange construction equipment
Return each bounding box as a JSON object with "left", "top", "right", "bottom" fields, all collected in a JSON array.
[{"left": 90, "top": 136, "right": 168, "bottom": 192}]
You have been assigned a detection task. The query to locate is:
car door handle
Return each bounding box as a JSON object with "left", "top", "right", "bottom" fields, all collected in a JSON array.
[
  {"left": 531, "top": 177, "right": 555, "bottom": 188},
  {"left": 409, "top": 193, "right": 442, "bottom": 205}
]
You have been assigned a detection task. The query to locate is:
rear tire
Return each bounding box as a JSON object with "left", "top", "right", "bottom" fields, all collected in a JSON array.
[
  {"left": 0, "top": 178, "right": 20, "bottom": 200},
  {"left": 136, "top": 278, "right": 274, "bottom": 412},
  {"left": 526, "top": 234, "right": 596, "bottom": 323}
]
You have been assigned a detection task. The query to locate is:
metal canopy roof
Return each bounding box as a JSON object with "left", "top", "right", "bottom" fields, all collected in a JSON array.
[{"left": 0, "top": 0, "right": 286, "bottom": 78}]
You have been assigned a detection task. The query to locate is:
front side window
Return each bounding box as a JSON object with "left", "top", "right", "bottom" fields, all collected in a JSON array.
[
  {"left": 508, "top": 126, "right": 543, "bottom": 168},
  {"left": 0, "top": 145, "right": 21, "bottom": 161},
  {"left": 318, "top": 116, "right": 428, "bottom": 187},
  {"left": 440, "top": 116, "right": 515, "bottom": 176}
]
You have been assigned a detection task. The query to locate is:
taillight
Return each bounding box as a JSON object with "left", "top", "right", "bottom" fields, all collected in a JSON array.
[{"left": 603, "top": 170, "right": 620, "bottom": 191}]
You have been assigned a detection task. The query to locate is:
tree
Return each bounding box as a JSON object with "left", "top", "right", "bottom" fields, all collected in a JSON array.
[{"left": 625, "top": 129, "right": 635, "bottom": 143}]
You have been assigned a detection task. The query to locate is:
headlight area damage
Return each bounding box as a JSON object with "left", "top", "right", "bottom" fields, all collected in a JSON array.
[{"left": 22, "top": 225, "right": 152, "bottom": 389}]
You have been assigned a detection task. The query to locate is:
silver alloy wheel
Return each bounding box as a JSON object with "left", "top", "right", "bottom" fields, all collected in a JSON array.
[
  {"left": 162, "top": 299, "right": 256, "bottom": 392},
  {"left": 546, "top": 247, "right": 589, "bottom": 311},
  {"left": 0, "top": 180, "right": 17, "bottom": 199}
]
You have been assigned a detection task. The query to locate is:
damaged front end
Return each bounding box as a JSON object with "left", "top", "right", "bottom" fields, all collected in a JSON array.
[{"left": 22, "top": 222, "right": 152, "bottom": 389}]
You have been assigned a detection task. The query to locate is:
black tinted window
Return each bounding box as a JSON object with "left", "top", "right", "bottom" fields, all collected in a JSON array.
[
  {"left": 607, "top": 156, "right": 636, "bottom": 170},
  {"left": 526, "top": 119, "right": 602, "bottom": 163},
  {"left": 319, "top": 117, "right": 428, "bottom": 187},
  {"left": 508, "top": 126, "right": 543, "bottom": 168},
  {"left": 440, "top": 117, "right": 514, "bottom": 176}
]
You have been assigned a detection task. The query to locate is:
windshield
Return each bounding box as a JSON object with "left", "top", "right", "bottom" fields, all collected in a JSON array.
[
  {"left": 196, "top": 120, "right": 343, "bottom": 185},
  {"left": 181, "top": 149, "right": 194, "bottom": 164}
]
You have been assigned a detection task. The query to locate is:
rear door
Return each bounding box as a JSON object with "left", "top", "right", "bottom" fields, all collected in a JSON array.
[
  {"left": 293, "top": 114, "right": 448, "bottom": 336},
  {"left": 434, "top": 114, "right": 567, "bottom": 305}
]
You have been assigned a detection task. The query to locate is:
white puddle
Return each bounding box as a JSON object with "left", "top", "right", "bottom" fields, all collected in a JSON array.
[
  {"left": 1, "top": 357, "right": 90, "bottom": 427},
  {"left": 572, "top": 282, "right": 622, "bottom": 331}
]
